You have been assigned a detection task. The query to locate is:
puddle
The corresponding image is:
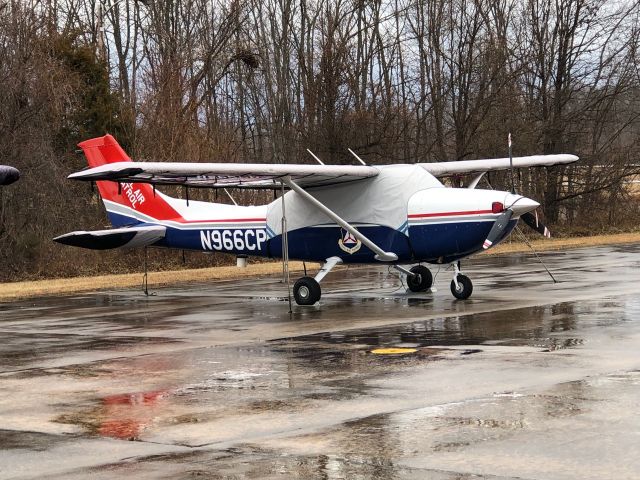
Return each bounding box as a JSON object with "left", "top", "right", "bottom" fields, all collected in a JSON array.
[
  {"left": 278, "top": 301, "right": 598, "bottom": 350},
  {"left": 248, "top": 372, "right": 639, "bottom": 478},
  {"left": 0, "top": 333, "right": 179, "bottom": 370},
  {"left": 0, "top": 429, "right": 75, "bottom": 451},
  {"left": 47, "top": 295, "right": 622, "bottom": 442}
]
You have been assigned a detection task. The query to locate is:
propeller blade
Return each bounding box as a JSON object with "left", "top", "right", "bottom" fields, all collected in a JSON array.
[
  {"left": 521, "top": 211, "right": 551, "bottom": 238},
  {"left": 483, "top": 209, "right": 514, "bottom": 249}
]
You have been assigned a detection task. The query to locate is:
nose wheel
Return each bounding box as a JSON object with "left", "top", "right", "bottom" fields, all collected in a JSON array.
[
  {"left": 450, "top": 262, "right": 473, "bottom": 300},
  {"left": 451, "top": 274, "right": 473, "bottom": 299}
]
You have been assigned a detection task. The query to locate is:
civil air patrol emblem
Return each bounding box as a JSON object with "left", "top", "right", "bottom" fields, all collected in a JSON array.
[{"left": 338, "top": 228, "right": 361, "bottom": 254}]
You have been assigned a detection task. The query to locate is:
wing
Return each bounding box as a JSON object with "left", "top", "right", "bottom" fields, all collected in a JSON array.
[
  {"left": 53, "top": 225, "right": 166, "bottom": 250},
  {"left": 419, "top": 154, "right": 579, "bottom": 177},
  {"left": 68, "top": 162, "right": 379, "bottom": 189}
]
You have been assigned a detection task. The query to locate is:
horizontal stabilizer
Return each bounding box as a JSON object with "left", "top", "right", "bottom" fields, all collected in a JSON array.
[{"left": 53, "top": 225, "right": 166, "bottom": 250}]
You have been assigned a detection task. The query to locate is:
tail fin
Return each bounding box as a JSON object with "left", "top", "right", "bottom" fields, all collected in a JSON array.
[{"left": 78, "top": 135, "right": 179, "bottom": 227}]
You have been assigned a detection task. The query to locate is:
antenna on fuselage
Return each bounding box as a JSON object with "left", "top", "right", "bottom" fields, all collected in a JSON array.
[
  {"left": 306, "top": 149, "right": 325, "bottom": 165},
  {"left": 348, "top": 148, "right": 367, "bottom": 166},
  {"left": 224, "top": 188, "right": 238, "bottom": 206}
]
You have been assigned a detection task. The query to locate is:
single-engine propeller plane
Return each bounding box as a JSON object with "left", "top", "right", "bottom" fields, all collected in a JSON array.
[{"left": 55, "top": 135, "right": 578, "bottom": 303}]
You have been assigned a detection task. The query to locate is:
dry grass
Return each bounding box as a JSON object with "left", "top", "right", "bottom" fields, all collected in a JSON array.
[
  {"left": 0, "top": 261, "right": 317, "bottom": 302},
  {"left": 1, "top": 232, "right": 639, "bottom": 301},
  {"left": 484, "top": 231, "right": 640, "bottom": 255}
]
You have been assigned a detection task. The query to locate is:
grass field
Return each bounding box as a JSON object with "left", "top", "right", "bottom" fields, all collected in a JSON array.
[{"left": 1, "top": 232, "right": 638, "bottom": 301}]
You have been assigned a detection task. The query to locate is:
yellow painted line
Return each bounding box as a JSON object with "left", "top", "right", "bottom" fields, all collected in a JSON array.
[{"left": 371, "top": 347, "right": 417, "bottom": 355}]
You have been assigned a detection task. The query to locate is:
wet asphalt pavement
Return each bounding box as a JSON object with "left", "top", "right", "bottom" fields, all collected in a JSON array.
[{"left": 1, "top": 244, "right": 640, "bottom": 479}]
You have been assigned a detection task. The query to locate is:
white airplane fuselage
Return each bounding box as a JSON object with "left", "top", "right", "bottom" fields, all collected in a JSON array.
[{"left": 103, "top": 165, "right": 537, "bottom": 264}]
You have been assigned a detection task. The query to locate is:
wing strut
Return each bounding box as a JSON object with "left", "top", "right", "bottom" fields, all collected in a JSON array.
[
  {"left": 282, "top": 177, "right": 398, "bottom": 262},
  {"left": 467, "top": 172, "right": 486, "bottom": 189},
  {"left": 280, "top": 182, "right": 293, "bottom": 312}
]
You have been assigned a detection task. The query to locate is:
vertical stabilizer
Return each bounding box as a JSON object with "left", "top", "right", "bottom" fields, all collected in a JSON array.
[{"left": 78, "top": 135, "right": 180, "bottom": 226}]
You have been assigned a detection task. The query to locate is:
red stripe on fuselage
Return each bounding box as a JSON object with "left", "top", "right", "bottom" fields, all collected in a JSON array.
[
  {"left": 408, "top": 209, "right": 494, "bottom": 219},
  {"left": 169, "top": 217, "right": 266, "bottom": 224}
]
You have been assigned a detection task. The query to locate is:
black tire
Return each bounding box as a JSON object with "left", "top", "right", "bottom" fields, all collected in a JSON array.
[
  {"left": 293, "top": 276, "right": 322, "bottom": 305},
  {"left": 450, "top": 274, "right": 473, "bottom": 300},
  {"left": 407, "top": 265, "right": 433, "bottom": 292}
]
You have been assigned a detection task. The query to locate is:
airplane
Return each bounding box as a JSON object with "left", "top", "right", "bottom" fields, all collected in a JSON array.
[
  {"left": 0, "top": 165, "right": 20, "bottom": 186},
  {"left": 54, "top": 134, "right": 578, "bottom": 304}
]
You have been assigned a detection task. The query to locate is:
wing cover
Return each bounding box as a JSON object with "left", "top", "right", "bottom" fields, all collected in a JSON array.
[
  {"left": 67, "top": 153, "right": 578, "bottom": 187},
  {"left": 68, "top": 162, "right": 379, "bottom": 189},
  {"left": 53, "top": 225, "right": 166, "bottom": 250},
  {"left": 419, "top": 154, "right": 578, "bottom": 177}
]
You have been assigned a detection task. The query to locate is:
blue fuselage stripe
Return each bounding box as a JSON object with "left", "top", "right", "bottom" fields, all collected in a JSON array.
[{"left": 108, "top": 211, "right": 515, "bottom": 264}]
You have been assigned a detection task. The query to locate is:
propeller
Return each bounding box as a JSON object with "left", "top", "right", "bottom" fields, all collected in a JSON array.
[
  {"left": 482, "top": 134, "right": 552, "bottom": 249},
  {"left": 481, "top": 134, "right": 558, "bottom": 284},
  {"left": 0, "top": 165, "right": 20, "bottom": 186},
  {"left": 507, "top": 133, "right": 552, "bottom": 238}
]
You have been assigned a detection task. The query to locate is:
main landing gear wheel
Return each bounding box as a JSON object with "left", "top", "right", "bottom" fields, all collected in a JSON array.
[
  {"left": 450, "top": 274, "right": 473, "bottom": 300},
  {"left": 407, "top": 265, "right": 433, "bottom": 292},
  {"left": 293, "top": 276, "right": 321, "bottom": 305}
]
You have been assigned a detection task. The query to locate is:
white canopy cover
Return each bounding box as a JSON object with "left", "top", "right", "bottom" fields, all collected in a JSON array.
[{"left": 266, "top": 164, "right": 443, "bottom": 236}]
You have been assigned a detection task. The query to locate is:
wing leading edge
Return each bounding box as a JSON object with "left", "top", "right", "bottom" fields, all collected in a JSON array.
[{"left": 419, "top": 154, "right": 579, "bottom": 177}]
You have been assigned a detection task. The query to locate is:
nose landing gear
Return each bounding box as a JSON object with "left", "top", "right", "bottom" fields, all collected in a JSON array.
[{"left": 450, "top": 261, "right": 473, "bottom": 300}]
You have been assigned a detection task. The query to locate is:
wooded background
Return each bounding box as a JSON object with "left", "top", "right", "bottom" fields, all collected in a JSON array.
[{"left": 1, "top": 0, "right": 640, "bottom": 281}]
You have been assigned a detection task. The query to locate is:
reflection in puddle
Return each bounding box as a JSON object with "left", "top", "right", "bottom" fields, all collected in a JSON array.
[
  {"left": 279, "top": 300, "right": 599, "bottom": 350},
  {"left": 55, "top": 389, "right": 169, "bottom": 440},
  {"left": 98, "top": 390, "right": 168, "bottom": 439}
]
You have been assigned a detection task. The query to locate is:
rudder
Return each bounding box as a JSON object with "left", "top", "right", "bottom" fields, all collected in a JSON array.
[{"left": 78, "top": 135, "right": 179, "bottom": 227}]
